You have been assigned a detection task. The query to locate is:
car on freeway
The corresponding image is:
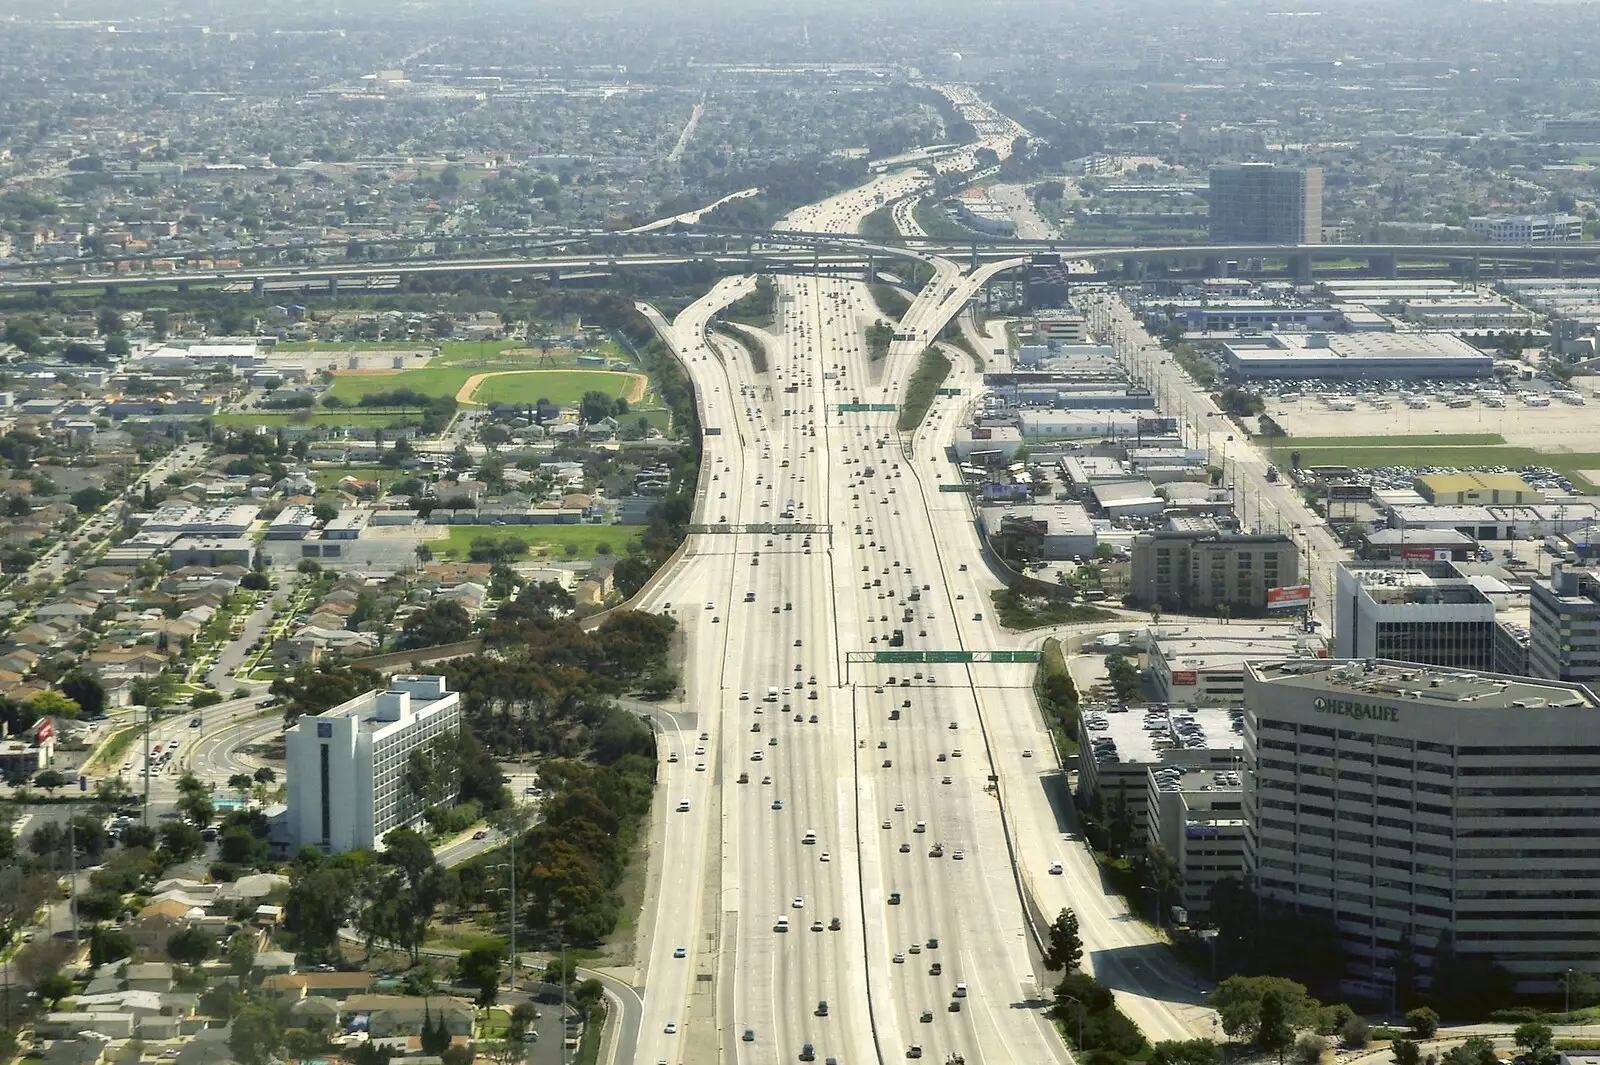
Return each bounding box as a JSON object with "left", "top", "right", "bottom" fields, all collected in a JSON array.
[
  {"left": 472, "top": 830, "right": 489, "bottom": 840},
  {"left": 664, "top": 1022, "right": 677, "bottom": 1034},
  {"left": 673, "top": 947, "right": 686, "bottom": 958}
]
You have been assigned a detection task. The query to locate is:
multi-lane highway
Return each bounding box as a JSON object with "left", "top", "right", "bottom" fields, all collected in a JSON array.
[{"left": 627, "top": 168, "right": 1078, "bottom": 1063}]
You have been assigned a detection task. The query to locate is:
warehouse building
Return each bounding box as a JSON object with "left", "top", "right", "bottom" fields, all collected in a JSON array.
[
  {"left": 1131, "top": 522, "right": 1300, "bottom": 612},
  {"left": 1219, "top": 332, "right": 1493, "bottom": 380},
  {"left": 1243, "top": 659, "right": 1600, "bottom": 995}
]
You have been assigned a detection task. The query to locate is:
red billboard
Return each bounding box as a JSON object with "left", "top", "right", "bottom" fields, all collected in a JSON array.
[
  {"left": 1170, "top": 670, "right": 1199, "bottom": 686},
  {"left": 34, "top": 717, "right": 52, "bottom": 742},
  {"left": 1266, "top": 585, "right": 1313, "bottom": 610},
  {"left": 1399, "top": 547, "right": 1450, "bottom": 562}
]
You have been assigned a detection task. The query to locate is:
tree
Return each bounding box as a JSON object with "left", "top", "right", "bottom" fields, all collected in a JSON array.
[
  {"left": 29, "top": 690, "right": 80, "bottom": 719},
  {"left": 1257, "top": 990, "right": 1295, "bottom": 1058},
  {"left": 1213, "top": 975, "right": 1319, "bottom": 1043},
  {"left": 396, "top": 600, "right": 472, "bottom": 650},
  {"left": 59, "top": 671, "right": 106, "bottom": 717},
  {"left": 13, "top": 937, "right": 74, "bottom": 988},
  {"left": 254, "top": 766, "right": 277, "bottom": 784},
  {"left": 421, "top": 1005, "right": 452, "bottom": 1055},
  {"left": 227, "top": 930, "right": 257, "bottom": 979},
  {"left": 177, "top": 787, "right": 215, "bottom": 829},
  {"left": 76, "top": 890, "right": 122, "bottom": 925},
  {"left": 1514, "top": 1022, "right": 1554, "bottom": 1064},
  {"left": 229, "top": 1004, "right": 282, "bottom": 1065},
  {"left": 228, "top": 773, "right": 255, "bottom": 794},
  {"left": 35, "top": 972, "right": 73, "bottom": 1008},
  {"left": 1442, "top": 1037, "right": 1500, "bottom": 1065},
  {"left": 1393, "top": 1041, "right": 1422, "bottom": 1065},
  {"left": 1294, "top": 1033, "right": 1326, "bottom": 1065},
  {"left": 167, "top": 926, "right": 214, "bottom": 965},
  {"left": 1152, "top": 1040, "right": 1221, "bottom": 1065},
  {"left": 1341, "top": 1016, "right": 1370, "bottom": 1049},
  {"left": 1043, "top": 907, "right": 1083, "bottom": 972},
  {"left": 159, "top": 820, "right": 204, "bottom": 862},
  {"left": 1406, "top": 1008, "right": 1440, "bottom": 1039},
  {"left": 312, "top": 502, "right": 339, "bottom": 524},
  {"left": 33, "top": 768, "right": 66, "bottom": 794},
  {"left": 90, "top": 925, "right": 135, "bottom": 967},
  {"left": 457, "top": 938, "right": 504, "bottom": 1007},
  {"left": 1567, "top": 970, "right": 1600, "bottom": 1011}
]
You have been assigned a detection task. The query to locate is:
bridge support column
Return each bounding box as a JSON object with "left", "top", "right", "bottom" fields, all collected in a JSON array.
[
  {"left": 1371, "top": 253, "right": 1398, "bottom": 279},
  {"left": 103, "top": 282, "right": 118, "bottom": 297},
  {"left": 175, "top": 280, "right": 190, "bottom": 294},
  {"left": 1203, "top": 256, "right": 1226, "bottom": 278},
  {"left": 326, "top": 278, "right": 339, "bottom": 297},
  {"left": 251, "top": 277, "right": 265, "bottom": 297},
  {"left": 984, "top": 277, "right": 993, "bottom": 312},
  {"left": 1469, "top": 254, "right": 1481, "bottom": 283},
  {"left": 1289, "top": 252, "right": 1313, "bottom": 284},
  {"left": 1556, "top": 252, "right": 1567, "bottom": 278},
  {"left": 865, "top": 252, "right": 876, "bottom": 285},
  {"left": 970, "top": 242, "right": 979, "bottom": 271},
  {"left": 1121, "top": 258, "right": 1143, "bottom": 281}
]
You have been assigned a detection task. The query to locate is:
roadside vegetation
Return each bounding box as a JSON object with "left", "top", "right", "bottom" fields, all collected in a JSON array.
[
  {"left": 869, "top": 283, "right": 911, "bottom": 320},
  {"left": 896, "top": 346, "right": 952, "bottom": 430},
  {"left": 990, "top": 584, "right": 1119, "bottom": 630}
]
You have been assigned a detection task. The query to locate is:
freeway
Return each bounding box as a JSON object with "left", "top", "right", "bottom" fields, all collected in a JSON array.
[{"left": 626, "top": 167, "right": 1074, "bottom": 1064}]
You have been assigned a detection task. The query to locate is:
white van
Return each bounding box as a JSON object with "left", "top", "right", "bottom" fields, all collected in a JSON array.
[
  {"left": 1048, "top": 860, "right": 1063, "bottom": 875},
  {"left": 802, "top": 830, "right": 817, "bottom": 845},
  {"left": 953, "top": 982, "right": 968, "bottom": 998}
]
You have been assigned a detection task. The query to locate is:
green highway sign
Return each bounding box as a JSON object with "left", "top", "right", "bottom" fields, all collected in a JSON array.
[
  {"left": 868, "top": 650, "right": 1042, "bottom": 664},
  {"left": 937, "top": 387, "right": 962, "bottom": 396},
  {"left": 837, "top": 403, "right": 899, "bottom": 413},
  {"left": 938, "top": 483, "right": 974, "bottom": 492}
]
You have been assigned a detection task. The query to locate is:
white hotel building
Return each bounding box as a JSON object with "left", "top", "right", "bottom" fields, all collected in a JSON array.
[
  {"left": 1243, "top": 659, "right": 1600, "bottom": 995},
  {"left": 282, "top": 674, "right": 461, "bottom": 854}
]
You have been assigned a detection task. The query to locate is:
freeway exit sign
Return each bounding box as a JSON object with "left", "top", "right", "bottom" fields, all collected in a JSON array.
[
  {"left": 937, "top": 387, "right": 962, "bottom": 396},
  {"left": 837, "top": 403, "right": 899, "bottom": 413},
  {"left": 938, "top": 483, "right": 973, "bottom": 492},
  {"left": 867, "top": 650, "right": 1043, "bottom": 665}
]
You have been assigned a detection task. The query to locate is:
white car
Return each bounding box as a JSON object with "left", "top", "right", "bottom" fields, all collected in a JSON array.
[
  {"left": 664, "top": 1022, "right": 678, "bottom": 1034},
  {"left": 792, "top": 896, "right": 805, "bottom": 908}
]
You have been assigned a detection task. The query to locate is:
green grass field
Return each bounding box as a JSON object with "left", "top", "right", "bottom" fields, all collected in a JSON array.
[
  {"left": 308, "top": 465, "right": 390, "bottom": 491},
  {"left": 324, "top": 365, "right": 640, "bottom": 408},
  {"left": 424, "top": 524, "right": 642, "bottom": 560}
]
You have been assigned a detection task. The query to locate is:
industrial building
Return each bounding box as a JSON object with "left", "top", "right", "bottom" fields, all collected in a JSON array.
[
  {"left": 1032, "top": 309, "right": 1088, "bottom": 343},
  {"left": 1530, "top": 566, "right": 1600, "bottom": 683},
  {"left": 1078, "top": 702, "right": 1245, "bottom": 848},
  {"left": 1149, "top": 627, "right": 1328, "bottom": 705},
  {"left": 1146, "top": 764, "right": 1247, "bottom": 915},
  {"left": 1243, "top": 659, "right": 1600, "bottom": 994},
  {"left": 1466, "top": 213, "right": 1584, "bottom": 243},
  {"left": 1332, "top": 562, "right": 1527, "bottom": 673},
  {"left": 141, "top": 504, "right": 260, "bottom": 538},
  {"left": 1206, "top": 163, "right": 1323, "bottom": 244},
  {"left": 280, "top": 675, "right": 461, "bottom": 854},
  {"left": 1413, "top": 472, "right": 1544, "bottom": 507},
  {"left": 1130, "top": 522, "right": 1300, "bottom": 612},
  {"left": 1219, "top": 332, "right": 1494, "bottom": 380},
  {"left": 977, "top": 503, "right": 1096, "bottom": 561}
]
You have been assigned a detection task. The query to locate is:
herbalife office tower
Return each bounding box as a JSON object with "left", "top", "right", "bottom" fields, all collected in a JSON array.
[{"left": 1243, "top": 658, "right": 1600, "bottom": 995}]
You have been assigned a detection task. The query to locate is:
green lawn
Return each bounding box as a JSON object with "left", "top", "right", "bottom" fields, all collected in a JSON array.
[
  {"left": 424, "top": 524, "right": 642, "bottom": 560},
  {"left": 308, "top": 465, "right": 390, "bottom": 491},
  {"left": 324, "top": 365, "right": 640, "bottom": 408}
]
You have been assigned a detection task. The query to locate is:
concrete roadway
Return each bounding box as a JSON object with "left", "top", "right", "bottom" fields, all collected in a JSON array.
[{"left": 629, "top": 175, "right": 1072, "bottom": 1064}]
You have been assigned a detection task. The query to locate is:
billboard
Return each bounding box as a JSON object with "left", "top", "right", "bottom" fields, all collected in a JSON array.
[
  {"left": 1169, "top": 670, "right": 1199, "bottom": 686},
  {"left": 34, "top": 718, "right": 52, "bottom": 743},
  {"left": 1266, "top": 584, "right": 1313, "bottom": 610},
  {"left": 1400, "top": 547, "right": 1452, "bottom": 562}
]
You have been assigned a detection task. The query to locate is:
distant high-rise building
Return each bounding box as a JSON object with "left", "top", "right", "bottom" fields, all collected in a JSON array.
[
  {"left": 1530, "top": 566, "right": 1600, "bottom": 683},
  {"left": 1207, "top": 163, "right": 1322, "bottom": 244}
]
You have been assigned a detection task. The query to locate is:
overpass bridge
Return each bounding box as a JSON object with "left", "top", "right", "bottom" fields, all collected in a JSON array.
[{"left": 5, "top": 229, "right": 1600, "bottom": 296}]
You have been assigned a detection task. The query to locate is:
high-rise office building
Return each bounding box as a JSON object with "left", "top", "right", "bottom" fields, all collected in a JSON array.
[
  {"left": 1530, "top": 566, "right": 1600, "bottom": 682},
  {"left": 1207, "top": 163, "right": 1323, "bottom": 244},
  {"left": 1244, "top": 659, "right": 1600, "bottom": 995},
  {"left": 282, "top": 674, "right": 462, "bottom": 854}
]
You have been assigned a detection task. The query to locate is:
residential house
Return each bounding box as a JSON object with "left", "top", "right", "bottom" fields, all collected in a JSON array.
[
  {"left": 123, "top": 963, "right": 175, "bottom": 993},
  {"left": 261, "top": 971, "right": 374, "bottom": 1000},
  {"left": 340, "top": 995, "right": 476, "bottom": 1038}
]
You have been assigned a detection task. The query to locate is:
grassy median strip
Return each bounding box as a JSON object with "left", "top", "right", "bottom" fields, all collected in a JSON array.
[
  {"left": 84, "top": 724, "right": 140, "bottom": 773},
  {"left": 897, "top": 346, "right": 952, "bottom": 431},
  {"left": 869, "top": 283, "right": 911, "bottom": 320}
]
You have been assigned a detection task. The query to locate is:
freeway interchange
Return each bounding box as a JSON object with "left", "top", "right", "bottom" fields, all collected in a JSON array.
[{"left": 625, "top": 168, "right": 1216, "bottom": 1065}]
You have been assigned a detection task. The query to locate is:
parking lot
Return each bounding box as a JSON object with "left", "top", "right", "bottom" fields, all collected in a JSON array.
[{"left": 1260, "top": 374, "right": 1600, "bottom": 453}]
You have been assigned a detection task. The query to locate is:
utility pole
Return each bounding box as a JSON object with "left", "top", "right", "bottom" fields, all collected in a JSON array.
[
  {"left": 143, "top": 702, "right": 152, "bottom": 828},
  {"left": 507, "top": 830, "right": 516, "bottom": 993},
  {"left": 68, "top": 814, "right": 79, "bottom": 944},
  {"left": 560, "top": 942, "right": 570, "bottom": 1065}
]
